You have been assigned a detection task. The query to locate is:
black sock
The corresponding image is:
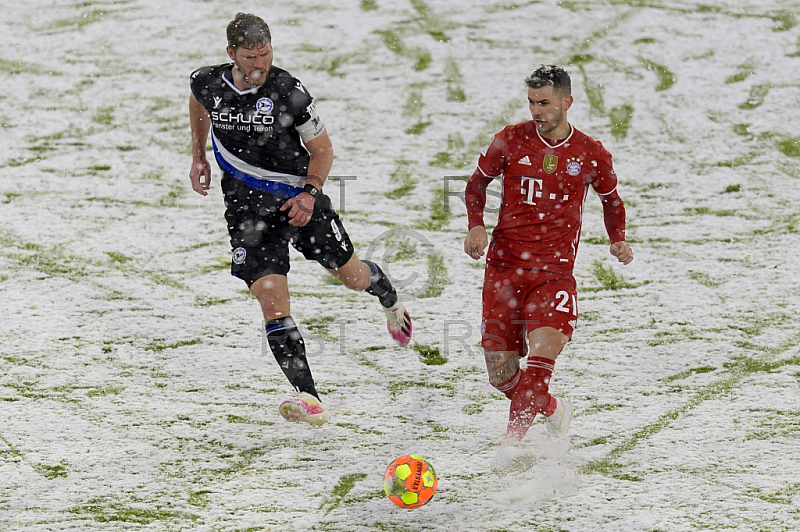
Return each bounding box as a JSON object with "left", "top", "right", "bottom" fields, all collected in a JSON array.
[
  {"left": 264, "top": 316, "right": 319, "bottom": 399},
  {"left": 362, "top": 260, "right": 398, "bottom": 308}
]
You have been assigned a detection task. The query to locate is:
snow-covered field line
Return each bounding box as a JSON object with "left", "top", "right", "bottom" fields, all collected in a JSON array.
[{"left": 1, "top": 1, "right": 799, "bottom": 530}]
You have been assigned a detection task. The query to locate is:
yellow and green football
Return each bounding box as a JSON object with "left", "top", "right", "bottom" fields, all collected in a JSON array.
[{"left": 383, "top": 455, "right": 438, "bottom": 509}]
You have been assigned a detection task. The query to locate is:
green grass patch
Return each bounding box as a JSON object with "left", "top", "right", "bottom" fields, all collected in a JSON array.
[
  {"left": 33, "top": 462, "right": 69, "bottom": 479},
  {"left": 639, "top": 57, "right": 675, "bottom": 91},
  {"left": 67, "top": 498, "right": 199, "bottom": 525},
  {"left": 304, "top": 316, "right": 338, "bottom": 343},
  {"left": 589, "top": 260, "right": 635, "bottom": 291},
  {"left": 771, "top": 11, "right": 796, "bottom": 32},
  {"left": 87, "top": 386, "right": 124, "bottom": 397},
  {"left": 375, "top": 29, "right": 431, "bottom": 71},
  {"left": 689, "top": 271, "right": 721, "bottom": 287},
  {"left": 387, "top": 378, "right": 456, "bottom": 399},
  {"left": 146, "top": 339, "right": 202, "bottom": 352},
  {"left": 106, "top": 252, "right": 130, "bottom": 263},
  {"left": 576, "top": 64, "right": 605, "bottom": 114},
  {"left": 94, "top": 107, "right": 114, "bottom": 125},
  {"left": 2, "top": 192, "right": 22, "bottom": 204},
  {"left": 414, "top": 344, "right": 448, "bottom": 366},
  {"left": 320, "top": 473, "right": 368, "bottom": 515},
  {"left": 188, "top": 490, "right": 213, "bottom": 508},
  {"left": 789, "top": 36, "right": 800, "bottom": 57},
  {"left": 739, "top": 83, "right": 772, "bottom": 110},
  {"left": 662, "top": 366, "right": 717, "bottom": 383},
  {"left": 225, "top": 414, "right": 273, "bottom": 425},
  {"left": 377, "top": 29, "right": 404, "bottom": 54},
  {"left": 777, "top": 137, "right": 800, "bottom": 158},
  {"left": 445, "top": 59, "right": 467, "bottom": 102},
  {"left": 684, "top": 206, "right": 736, "bottom": 217},
  {"left": 405, "top": 121, "right": 431, "bottom": 135},
  {"left": 411, "top": 49, "right": 432, "bottom": 71},
  {"left": 7, "top": 243, "right": 91, "bottom": 281},
  {"left": 322, "top": 55, "right": 349, "bottom": 77},
  {"left": 47, "top": 9, "right": 109, "bottom": 31},
  {"left": 0, "top": 58, "right": 55, "bottom": 75},
  {"left": 421, "top": 250, "right": 448, "bottom": 299},
  {"left": 7, "top": 156, "right": 43, "bottom": 167},
  {"left": 609, "top": 104, "right": 634, "bottom": 140},
  {"left": 715, "top": 153, "right": 757, "bottom": 168},
  {"left": 403, "top": 86, "right": 425, "bottom": 116},
  {"left": 385, "top": 160, "right": 417, "bottom": 198},
  {"left": 158, "top": 186, "right": 182, "bottom": 207},
  {"left": 417, "top": 187, "right": 450, "bottom": 231},
  {"left": 430, "top": 99, "right": 520, "bottom": 170},
  {"left": 410, "top": 0, "right": 451, "bottom": 42},
  {"left": 194, "top": 295, "right": 231, "bottom": 307},
  {"left": 430, "top": 133, "right": 466, "bottom": 168},
  {"left": 360, "top": 0, "right": 378, "bottom": 11},
  {"left": 726, "top": 62, "right": 755, "bottom": 84},
  {"left": 732, "top": 124, "right": 751, "bottom": 137}
]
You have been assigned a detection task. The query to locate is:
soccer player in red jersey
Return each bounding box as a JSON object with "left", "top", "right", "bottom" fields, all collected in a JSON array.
[{"left": 463, "top": 65, "right": 633, "bottom": 465}]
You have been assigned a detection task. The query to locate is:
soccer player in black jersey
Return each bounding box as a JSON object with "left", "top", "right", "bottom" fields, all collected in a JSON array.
[{"left": 188, "top": 13, "right": 412, "bottom": 426}]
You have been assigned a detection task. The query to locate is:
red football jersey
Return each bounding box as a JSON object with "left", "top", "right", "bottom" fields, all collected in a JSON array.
[{"left": 466, "top": 121, "right": 625, "bottom": 273}]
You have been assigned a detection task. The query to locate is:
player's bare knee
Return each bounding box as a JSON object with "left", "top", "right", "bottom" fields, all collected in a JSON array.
[{"left": 340, "top": 274, "right": 370, "bottom": 291}]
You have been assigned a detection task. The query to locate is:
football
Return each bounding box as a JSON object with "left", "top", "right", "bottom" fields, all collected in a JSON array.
[{"left": 383, "top": 455, "right": 438, "bottom": 509}]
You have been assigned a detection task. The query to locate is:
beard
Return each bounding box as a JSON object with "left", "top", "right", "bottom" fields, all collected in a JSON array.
[
  {"left": 233, "top": 61, "right": 268, "bottom": 87},
  {"left": 534, "top": 110, "right": 565, "bottom": 136}
]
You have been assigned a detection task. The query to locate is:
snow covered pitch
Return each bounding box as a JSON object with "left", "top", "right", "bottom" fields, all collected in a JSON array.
[{"left": 1, "top": 1, "right": 799, "bottom": 530}]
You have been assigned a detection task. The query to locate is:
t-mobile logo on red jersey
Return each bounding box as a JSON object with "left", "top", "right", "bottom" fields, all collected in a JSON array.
[
  {"left": 521, "top": 176, "right": 570, "bottom": 205},
  {"left": 521, "top": 176, "right": 543, "bottom": 205}
]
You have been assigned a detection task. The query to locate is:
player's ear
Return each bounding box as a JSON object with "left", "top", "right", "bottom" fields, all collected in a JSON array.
[
  {"left": 226, "top": 46, "right": 236, "bottom": 61},
  {"left": 563, "top": 94, "right": 574, "bottom": 112}
]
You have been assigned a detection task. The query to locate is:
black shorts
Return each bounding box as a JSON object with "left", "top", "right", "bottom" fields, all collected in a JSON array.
[{"left": 222, "top": 173, "right": 354, "bottom": 287}]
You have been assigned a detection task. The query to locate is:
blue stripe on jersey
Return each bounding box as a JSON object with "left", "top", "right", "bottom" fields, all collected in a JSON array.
[{"left": 213, "top": 143, "right": 303, "bottom": 198}]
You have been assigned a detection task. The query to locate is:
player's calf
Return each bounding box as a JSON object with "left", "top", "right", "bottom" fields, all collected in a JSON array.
[
  {"left": 506, "top": 357, "right": 557, "bottom": 440},
  {"left": 485, "top": 351, "right": 522, "bottom": 399}
]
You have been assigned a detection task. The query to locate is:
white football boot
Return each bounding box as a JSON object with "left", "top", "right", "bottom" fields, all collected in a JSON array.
[
  {"left": 384, "top": 301, "right": 412, "bottom": 346},
  {"left": 546, "top": 397, "right": 574, "bottom": 440},
  {"left": 278, "top": 392, "right": 331, "bottom": 427}
]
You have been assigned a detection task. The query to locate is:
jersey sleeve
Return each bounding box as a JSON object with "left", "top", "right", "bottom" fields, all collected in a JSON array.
[
  {"left": 189, "top": 66, "right": 214, "bottom": 110},
  {"left": 588, "top": 144, "right": 617, "bottom": 195},
  {"left": 466, "top": 131, "right": 506, "bottom": 229},
  {"left": 589, "top": 145, "right": 626, "bottom": 243},
  {"left": 290, "top": 79, "right": 326, "bottom": 143},
  {"left": 476, "top": 130, "right": 507, "bottom": 178}
]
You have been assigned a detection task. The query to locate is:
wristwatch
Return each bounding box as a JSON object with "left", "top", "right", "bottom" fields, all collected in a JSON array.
[{"left": 302, "top": 183, "right": 320, "bottom": 199}]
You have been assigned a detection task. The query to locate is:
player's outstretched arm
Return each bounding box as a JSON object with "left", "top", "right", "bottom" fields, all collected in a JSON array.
[
  {"left": 189, "top": 94, "right": 212, "bottom": 196},
  {"left": 610, "top": 241, "right": 633, "bottom": 265}
]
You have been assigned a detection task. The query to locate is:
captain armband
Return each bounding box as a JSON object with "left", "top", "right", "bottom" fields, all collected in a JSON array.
[{"left": 296, "top": 102, "right": 326, "bottom": 143}]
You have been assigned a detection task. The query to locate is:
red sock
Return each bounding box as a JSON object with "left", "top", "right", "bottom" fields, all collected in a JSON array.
[
  {"left": 506, "top": 357, "right": 557, "bottom": 440},
  {"left": 491, "top": 370, "right": 521, "bottom": 400}
]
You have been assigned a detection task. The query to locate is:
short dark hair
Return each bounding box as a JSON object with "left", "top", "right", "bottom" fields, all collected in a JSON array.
[
  {"left": 525, "top": 65, "right": 571, "bottom": 95},
  {"left": 227, "top": 13, "right": 271, "bottom": 50}
]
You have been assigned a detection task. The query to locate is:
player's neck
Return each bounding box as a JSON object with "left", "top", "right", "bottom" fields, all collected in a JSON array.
[
  {"left": 540, "top": 124, "right": 572, "bottom": 146},
  {"left": 231, "top": 65, "right": 260, "bottom": 91}
]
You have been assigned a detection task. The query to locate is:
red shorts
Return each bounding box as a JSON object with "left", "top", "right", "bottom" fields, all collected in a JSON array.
[{"left": 481, "top": 265, "right": 577, "bottom": 353}]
